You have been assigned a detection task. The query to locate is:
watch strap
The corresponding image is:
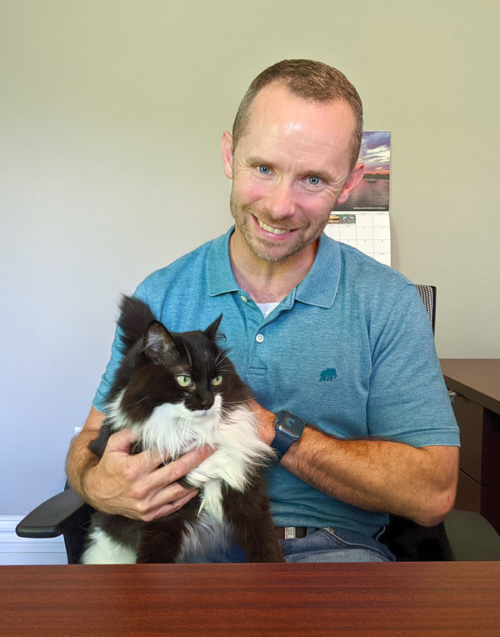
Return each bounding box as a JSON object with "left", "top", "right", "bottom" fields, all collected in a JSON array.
[{"left": 271, "top": 429, "right": 296, "bottom": 459}]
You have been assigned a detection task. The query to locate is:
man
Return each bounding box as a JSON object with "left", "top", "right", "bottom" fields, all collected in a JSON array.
[{"left": 67, "top": 59, "right": 459, "bottom": 562}]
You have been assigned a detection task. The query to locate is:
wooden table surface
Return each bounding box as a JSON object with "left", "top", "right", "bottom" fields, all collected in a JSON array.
[
  {"left": 441, "top": 359, "right": 500, "bottom": 415},
  {"left": 2, "top": 562, "right": 500, "bottom": 636}
]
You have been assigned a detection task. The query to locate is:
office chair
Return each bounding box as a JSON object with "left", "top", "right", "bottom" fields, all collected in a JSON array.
[{"left": 16, "top": 285, "right": 500, "bottom": 563}]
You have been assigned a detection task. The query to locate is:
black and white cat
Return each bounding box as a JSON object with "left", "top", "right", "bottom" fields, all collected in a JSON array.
[{"left": 82, "top": 296, "right": 283, "bottom": 564}]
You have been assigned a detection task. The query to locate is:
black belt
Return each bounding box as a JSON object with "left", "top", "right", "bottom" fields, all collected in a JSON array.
[{"left": 275, "top": 526, "right": 307, "bottom": 539}]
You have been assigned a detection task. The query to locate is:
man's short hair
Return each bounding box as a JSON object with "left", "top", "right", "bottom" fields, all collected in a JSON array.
[{"left": 232, "top": 59, "right": 363, "bottom": 173}]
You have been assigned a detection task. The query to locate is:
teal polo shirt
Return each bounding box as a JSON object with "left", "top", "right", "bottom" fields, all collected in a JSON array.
[{"left": 93, "top": 227, "right": 459, "bottom": 537}]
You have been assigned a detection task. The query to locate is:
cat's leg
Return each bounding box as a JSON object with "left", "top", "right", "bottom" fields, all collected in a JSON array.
[
  {"left": 136, "top": 518, "right": 186, "bottom": 564},
  {"left": 222, "top": 480, "right": 284, "bottom": 563},
  {"left": 135, "top": 497, "right": 201, "bottom": 563},
  {"left": 81, "top": 526, "right": 138, "bottom": 564},
  {"left": 81, "top": 513, "right": 142, "bottom": 564}
]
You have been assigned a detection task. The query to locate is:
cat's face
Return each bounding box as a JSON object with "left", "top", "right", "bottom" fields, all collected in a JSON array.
[
  {"left": 118, "top": 316, "right": 234, "bottom": 424},
  {"left": 109, "top": 314, "right": 252, "bottom": 455}
]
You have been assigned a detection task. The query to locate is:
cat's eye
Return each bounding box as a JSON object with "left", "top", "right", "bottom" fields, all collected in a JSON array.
[
  {"left": 176, "top": 375, "right": 193, "bottom": 388},
  {"left": 211, "top": 375, "right": 223, "bottom": 387}
]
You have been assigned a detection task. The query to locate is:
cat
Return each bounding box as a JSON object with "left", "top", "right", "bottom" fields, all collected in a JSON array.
[{"left": 81, "top": 295, "right": 284, "bottom": 564}]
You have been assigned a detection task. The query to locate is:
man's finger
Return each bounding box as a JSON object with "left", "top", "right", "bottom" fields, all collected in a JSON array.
[
  {"left": 106, "top": 428, "right": 138, "bottom": 453},
  {"left": 146, "top": 446, "right": 214, "bottom": 492},
  {"left": 164, "top": 446, "right": 214, "bottom": 481},
  {"left": 144, "top": 488, "right": 200, "bottom": 522},
  {"left": 138, "top": 447, "right": 172, "bottom": 471}
]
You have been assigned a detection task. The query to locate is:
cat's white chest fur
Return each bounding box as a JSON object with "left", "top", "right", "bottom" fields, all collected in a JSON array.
[{"left": 108, "top": 392, "right": 273, "bottom": 522}]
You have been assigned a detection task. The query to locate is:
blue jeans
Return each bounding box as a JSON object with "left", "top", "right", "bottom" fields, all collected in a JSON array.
[
  {"left": 210, "top": 527, "right": 395, "bottom": 563},
  {"left": 280, "top": 527, "right": 395, "bottom": 563}
]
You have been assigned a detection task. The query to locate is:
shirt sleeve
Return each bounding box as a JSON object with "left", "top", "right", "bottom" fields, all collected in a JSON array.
[{"left": 366, "top": 284, "right": 460, "bottom": 448}]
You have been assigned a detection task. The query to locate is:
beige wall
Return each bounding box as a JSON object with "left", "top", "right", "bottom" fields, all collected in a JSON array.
[{"left": 1, "top": 0, "right": 499, "bottom": 513}]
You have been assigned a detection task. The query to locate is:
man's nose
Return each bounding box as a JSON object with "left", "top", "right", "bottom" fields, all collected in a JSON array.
[{"left": 265, "top": 180, "right": 295, "bottom": 218}]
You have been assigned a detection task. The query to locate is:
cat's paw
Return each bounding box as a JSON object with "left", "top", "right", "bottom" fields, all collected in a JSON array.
[
  {"left": 184, "top": 451, "right": 220, "bottom": 488},
  {"left": 184, "top": 467, "right": 211, "bottom": 488}
]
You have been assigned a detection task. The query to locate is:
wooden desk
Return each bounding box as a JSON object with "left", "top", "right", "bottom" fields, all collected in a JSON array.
[
  {"left": 440, "top": 359, "right": 500, "bottom": 532},
  {"left": 2, "top": 563, "right": 499, "bottom": 636},
  {"left": 441, "top": 359, "right": 500, "bottom": 415}
]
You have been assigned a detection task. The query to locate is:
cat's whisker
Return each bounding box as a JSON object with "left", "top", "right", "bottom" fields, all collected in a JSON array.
[
  {"left": 221, "top": 397, "right": 255, "bottom": 406},
  {"left": 217, "top": 367, "right": 237, "bottom": 376},
  {"left": 216, "top": 364, "right": 234, "bottom": 371},
  {"left": 214, "top": 350, "right": 228, "bottom": 364},
  {"left": 217, "top": 345, "right": 227, "bottom": 360}
]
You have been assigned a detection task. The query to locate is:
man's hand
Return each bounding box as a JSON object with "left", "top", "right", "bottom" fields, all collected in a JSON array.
[{"left": 82, "top": 428, "right": 214, "bottom": 522}]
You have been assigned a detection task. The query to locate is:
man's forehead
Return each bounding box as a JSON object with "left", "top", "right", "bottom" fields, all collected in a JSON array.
[{"left": 243, "top": 83, "right": 355, "bottom": 141}]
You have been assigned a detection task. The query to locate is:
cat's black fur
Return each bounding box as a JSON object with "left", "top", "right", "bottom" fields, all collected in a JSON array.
[{"left": 83, "top": 295, "right": 283, "bottom": 564}]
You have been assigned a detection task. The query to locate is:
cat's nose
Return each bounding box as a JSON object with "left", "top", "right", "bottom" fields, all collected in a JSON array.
[
  {"left": 195, "top": 391, "right": 214, "bottom": 411},
  {"left": 199, "top": 397, "right": 214, "bottom": 410}
]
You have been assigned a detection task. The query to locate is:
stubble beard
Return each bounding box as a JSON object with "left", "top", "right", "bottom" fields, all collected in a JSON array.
[{"left": 229, "top": 192, "right": 330, "bottom": 264}]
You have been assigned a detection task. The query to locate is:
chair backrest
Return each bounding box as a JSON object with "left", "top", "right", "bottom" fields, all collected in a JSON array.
[{"left": 415, "top": 284, "right": 437, "bottom": 333}]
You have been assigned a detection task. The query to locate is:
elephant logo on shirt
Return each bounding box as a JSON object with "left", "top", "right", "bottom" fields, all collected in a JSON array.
[{"left": 319, "top": 368, "right": 337, "bottom": 381}]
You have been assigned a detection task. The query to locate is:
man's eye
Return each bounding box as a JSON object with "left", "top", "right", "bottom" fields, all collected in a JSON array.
[
  {"left": 176, "top": 375, "right": 193, "bottom": 388},
  {"left": 307, "top": 176, "right": 322, "bottom": 186},
  {"left": 258, "top": 165, "right": 271, "bottom": 175}
]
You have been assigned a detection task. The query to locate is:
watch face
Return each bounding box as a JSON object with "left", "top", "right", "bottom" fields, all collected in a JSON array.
[
  {"left": 282, "top": 415, "right": 298, "bottom": 432},
  {"left": 278, "top": 411, "right": 304, "bottom": 438}
]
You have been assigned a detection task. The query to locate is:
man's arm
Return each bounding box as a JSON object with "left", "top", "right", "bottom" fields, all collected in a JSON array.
[
  {"left": 66, "top": 406, "right": 103, "bottom": 497},
  {"left": 66, "top": 406, "right": 213, "bottom": 522},
  {"left": 253, "top": 403, "right": 459, "bottom": 527}
]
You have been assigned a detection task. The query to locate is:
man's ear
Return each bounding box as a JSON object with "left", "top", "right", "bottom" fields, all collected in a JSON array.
[
  {"left": 221, "top": 131, "right": 234, "bottom": 180},
  {"left": 335, "top": 162, "right": 365, "bottom": 206}
]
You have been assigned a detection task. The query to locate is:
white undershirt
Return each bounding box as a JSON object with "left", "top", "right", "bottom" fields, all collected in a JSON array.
[{"left": 256, "top": 302, "right": 279, "bottom": 319}]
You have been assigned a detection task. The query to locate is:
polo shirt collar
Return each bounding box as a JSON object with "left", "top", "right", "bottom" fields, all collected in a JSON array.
[
  {"left": 207, "top": 227, "right": 341, "bottom": 309},
  {"left": 294, "top": 232, "right": 341, "bottom": 309}
]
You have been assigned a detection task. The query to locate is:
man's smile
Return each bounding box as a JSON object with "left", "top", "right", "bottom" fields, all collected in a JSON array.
[{"left": 254, "top": 215, "right": 297, "bottom": 238}]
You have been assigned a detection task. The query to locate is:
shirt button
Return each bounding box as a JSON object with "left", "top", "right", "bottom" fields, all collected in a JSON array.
[
  {"left": 240, "top": 295, "right": 248, "bottom": 303},
  {"left": 256, "top": 334, "right": 265, "bottom": 343}
]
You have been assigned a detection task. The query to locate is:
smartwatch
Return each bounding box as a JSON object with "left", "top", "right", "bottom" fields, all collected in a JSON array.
[{"left": 271, "top": 410, "right": 305, "bottom": 459}]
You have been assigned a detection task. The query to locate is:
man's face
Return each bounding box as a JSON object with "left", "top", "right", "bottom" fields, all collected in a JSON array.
[{"left": 222, "top": 82, "right": 362, "bottom": 265}]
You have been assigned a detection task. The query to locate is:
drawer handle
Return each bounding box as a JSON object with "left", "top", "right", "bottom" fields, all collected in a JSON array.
[{"left": 448, "top": 390, "right": 458, "bottom": 403}]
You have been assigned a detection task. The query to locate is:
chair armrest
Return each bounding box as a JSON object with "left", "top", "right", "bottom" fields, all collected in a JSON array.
[
  {"left": 444, "top": 510, "right": 500, "bottom": 561},
  {"left": 16, "top": 489, "right": 91, "bottom": 539}
]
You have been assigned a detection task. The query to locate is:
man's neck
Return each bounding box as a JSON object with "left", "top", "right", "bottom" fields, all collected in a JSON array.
[{"left": 229, "top": 232, "right": 318, "bottom": 303}]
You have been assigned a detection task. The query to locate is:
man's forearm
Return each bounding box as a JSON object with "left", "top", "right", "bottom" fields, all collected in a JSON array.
[
  {"left": 65, "top": 431, "right": 100, "bottom": 500},
  {"left": 280, "top": 426, "right": 458, "bottom": 527}
]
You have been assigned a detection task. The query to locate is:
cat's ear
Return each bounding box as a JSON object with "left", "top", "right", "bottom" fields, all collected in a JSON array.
[
  {"left": 204, "top": 314, "right": 223, "bottom": 341},
  {"left": 144, "top": 321, "right": 175, "bottom": 364}
]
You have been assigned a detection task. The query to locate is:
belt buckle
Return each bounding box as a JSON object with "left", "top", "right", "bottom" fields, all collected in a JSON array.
[{"left": 284, "top": 526, "right": 297, "bottom": 539}]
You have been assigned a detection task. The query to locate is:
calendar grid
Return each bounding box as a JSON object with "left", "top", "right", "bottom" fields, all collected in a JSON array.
[{"left": 324, "top": 212, "right": 391, "bottom": 266}]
